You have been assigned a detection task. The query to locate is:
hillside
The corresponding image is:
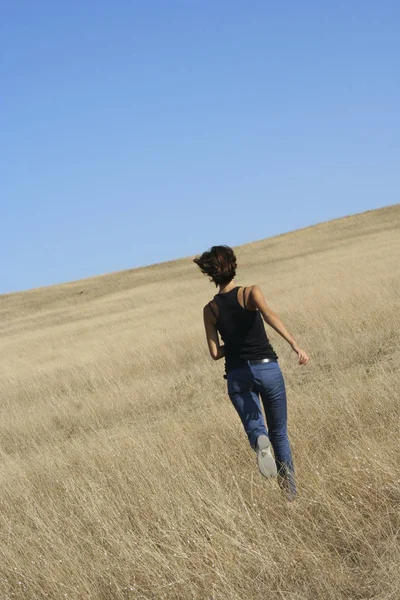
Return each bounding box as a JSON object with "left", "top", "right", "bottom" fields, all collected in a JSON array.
[{"left": 1, "top": 205, "right": 399, "bottom": 599}]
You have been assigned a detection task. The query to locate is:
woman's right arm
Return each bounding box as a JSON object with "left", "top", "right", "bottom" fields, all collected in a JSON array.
[
  {"left": 203, "top": 305, "right": 225, "bottom": 361},
  {"left": 249, "top": 285, "right": 309, "bottom": 365}
]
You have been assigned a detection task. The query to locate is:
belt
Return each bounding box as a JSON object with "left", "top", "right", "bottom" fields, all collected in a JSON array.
[{"left": 248, "top": 358, "right": 277, "bottom": 365}]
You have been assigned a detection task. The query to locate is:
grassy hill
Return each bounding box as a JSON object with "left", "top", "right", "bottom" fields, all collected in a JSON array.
[{"left": 1, "top": 205, "right": 399, "bottom": 599}]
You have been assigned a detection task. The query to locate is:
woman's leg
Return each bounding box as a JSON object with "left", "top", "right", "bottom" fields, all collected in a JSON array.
[
  {"left": 227, "top": 366, "right": 268, "bottom": 450},
  {"left": 250, "top": 362, "right": 296, "bottom": 495}
]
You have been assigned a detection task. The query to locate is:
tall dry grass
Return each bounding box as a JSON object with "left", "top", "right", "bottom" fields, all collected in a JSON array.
[{"left": 1, "top": 206, "right": 399, "bottom": 600}]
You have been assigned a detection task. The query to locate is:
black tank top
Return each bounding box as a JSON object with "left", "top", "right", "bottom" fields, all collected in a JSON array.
[{"left": 210, "top": 286, "right": 278, "bottom": 373}]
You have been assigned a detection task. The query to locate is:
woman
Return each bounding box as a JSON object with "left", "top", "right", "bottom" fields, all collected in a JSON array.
[{"left": 194, "top": 245, "right": 309, "bottom": 501}]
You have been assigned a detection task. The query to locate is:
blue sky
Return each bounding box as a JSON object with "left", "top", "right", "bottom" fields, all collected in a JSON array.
[{"left": 2, "top": 1, "right": 399, "bottom": 293}]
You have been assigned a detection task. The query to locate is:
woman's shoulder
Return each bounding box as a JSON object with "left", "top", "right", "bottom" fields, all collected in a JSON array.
[
  {"left": 243, "top": 285, "right": 264, "bottom": 310},
  {"left": 243, "top": 284, "right": 261, "bottom": 295},
  {"left": 203, "top": 298, "right": 218, "bottom": 313}
]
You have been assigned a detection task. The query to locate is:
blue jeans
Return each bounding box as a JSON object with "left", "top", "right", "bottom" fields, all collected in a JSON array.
[{"left": 227, "top": 361, "right": 295, "bottom": 487}]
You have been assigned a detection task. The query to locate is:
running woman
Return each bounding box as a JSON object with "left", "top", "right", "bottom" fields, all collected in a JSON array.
[{"left": 194, "top": 245, "right": 309, "bottom": 501}]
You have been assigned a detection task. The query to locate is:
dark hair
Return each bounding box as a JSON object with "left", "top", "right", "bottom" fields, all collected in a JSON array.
[{"left": 193, "top": 245, "right": 237, "bottom": 286}]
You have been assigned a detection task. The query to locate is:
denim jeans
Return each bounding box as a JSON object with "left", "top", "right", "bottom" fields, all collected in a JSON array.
[{"left": 227, "top": 361, "right": 295, "bottom": 488}]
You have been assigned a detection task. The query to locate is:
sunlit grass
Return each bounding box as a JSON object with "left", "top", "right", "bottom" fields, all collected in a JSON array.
[{"left": 1, "top": 205, "right": 399, "bottom": 599}]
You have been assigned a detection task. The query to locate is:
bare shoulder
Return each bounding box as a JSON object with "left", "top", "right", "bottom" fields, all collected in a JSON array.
[
  {"left": 246, "top": 284, "right": 263, "bottom": 298},
  {"left": 246, "top": 284, "right": 260, "bottom": 293},
  {"left": 203, "top": 298, "right": 216, "bottom": 311},
  {"left": 203, "top": 300, "right": 217, "bottom": 323},
  {"left": 246, "top": 284, "right": 265, "bottom": 309}
]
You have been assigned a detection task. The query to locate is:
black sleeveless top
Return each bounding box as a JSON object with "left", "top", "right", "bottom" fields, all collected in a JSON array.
[{"left": 210, "top": 286, "right": 278, "bottom": 373}]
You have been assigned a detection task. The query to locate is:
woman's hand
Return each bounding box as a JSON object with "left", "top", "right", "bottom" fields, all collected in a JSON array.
[{"left": 291, "top": 344, "right": 310, "bottom": 365}]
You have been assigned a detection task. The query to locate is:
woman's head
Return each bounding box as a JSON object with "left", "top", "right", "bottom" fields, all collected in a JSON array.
[{"left": 193, "top": 245, "right": 237, "bottom": 287}]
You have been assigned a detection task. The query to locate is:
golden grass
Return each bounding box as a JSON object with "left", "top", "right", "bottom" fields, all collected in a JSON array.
[{"left": 1, "top": 205, "right": 399, "bottom": 600}]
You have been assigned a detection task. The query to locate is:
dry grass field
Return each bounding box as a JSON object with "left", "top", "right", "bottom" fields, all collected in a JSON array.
[{"left": 1, "top": 206, "right": 399, "bottom": 600}]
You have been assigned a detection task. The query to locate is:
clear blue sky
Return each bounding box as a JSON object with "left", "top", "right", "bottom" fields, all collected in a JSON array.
[{"left": 2, "top": 1, "right": 399, "bottom": 293}]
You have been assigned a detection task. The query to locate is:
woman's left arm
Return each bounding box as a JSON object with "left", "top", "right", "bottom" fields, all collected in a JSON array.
[
  {"left": 251, "top": 285, "right": 309, "bottom": 365},
  {"left": 203, "top": 305, "right": 225, "bottom": 361}
]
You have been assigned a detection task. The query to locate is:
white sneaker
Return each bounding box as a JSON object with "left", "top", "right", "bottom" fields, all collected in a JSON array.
[{"left": 256, "top": 435, "right": 277, "bottom": 478}]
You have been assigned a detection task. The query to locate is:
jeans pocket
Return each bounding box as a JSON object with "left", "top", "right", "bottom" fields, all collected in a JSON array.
[
  {"left": 251, "top": 361, "right": 280, "bottom": 376},
  {"left": 227, "top": 367, "right": 252, "bottom": 396}
]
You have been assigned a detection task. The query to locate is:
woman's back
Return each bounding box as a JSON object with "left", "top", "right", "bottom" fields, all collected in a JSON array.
[{"left": 210, "top": 286, "right": 277, "bottom": 372}]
